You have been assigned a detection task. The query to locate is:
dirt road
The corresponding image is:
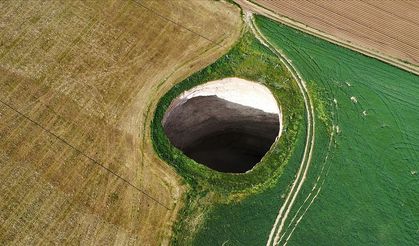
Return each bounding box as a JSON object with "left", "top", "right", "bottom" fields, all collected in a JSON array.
[{"left": 244, "top": 12, "right": 316, "bottom": 246}]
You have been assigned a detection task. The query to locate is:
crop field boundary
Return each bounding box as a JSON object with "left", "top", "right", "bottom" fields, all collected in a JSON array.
[{"left": 234, "top": 0, "right": 419, "bottom": 76}]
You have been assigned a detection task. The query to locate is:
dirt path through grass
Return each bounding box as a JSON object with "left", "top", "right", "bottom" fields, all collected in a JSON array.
[{"left": 245, "top": 12, "right": 317, "bottom": 246}]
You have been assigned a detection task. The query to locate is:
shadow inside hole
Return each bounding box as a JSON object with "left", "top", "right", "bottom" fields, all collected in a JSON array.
[{"left": 163, "top": 95, "right": 279, "bottom": 173}]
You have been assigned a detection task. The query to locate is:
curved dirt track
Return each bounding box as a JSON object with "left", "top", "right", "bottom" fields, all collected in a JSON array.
[{"left": 244, "top": 12, "right": 316, "bottom": 246}]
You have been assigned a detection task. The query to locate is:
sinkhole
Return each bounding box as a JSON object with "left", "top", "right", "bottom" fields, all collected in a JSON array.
[{"left": 162, "top": 78, "right": 281, "bottom": 173}]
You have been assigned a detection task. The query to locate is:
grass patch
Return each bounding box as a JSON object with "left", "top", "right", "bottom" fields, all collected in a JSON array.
[
  {"left": 252, "top": 15, "right": 419, "bottom": 245},
  {"left": 191, "top": 14, "right": 418, "bottom": 246}
]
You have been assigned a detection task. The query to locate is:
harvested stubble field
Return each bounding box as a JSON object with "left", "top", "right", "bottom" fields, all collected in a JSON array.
[
  {"left": 0, "top": 0, "right": 241, "bottom": 244},
  {"left": 241, "top": 0, "right": 419, "bottom": 74}
]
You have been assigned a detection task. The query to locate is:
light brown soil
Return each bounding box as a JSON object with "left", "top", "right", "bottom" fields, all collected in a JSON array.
[
  {"left": 238, "top": 0, "right": 419, "bottom": 74},
  {"left": 0, "top": 0, "right": 241, "bottom": 244}
]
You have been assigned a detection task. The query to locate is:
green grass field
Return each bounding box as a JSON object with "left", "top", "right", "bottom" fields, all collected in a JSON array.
[{"left": 193, "top": 15, "right": 418, "bottom": 245}]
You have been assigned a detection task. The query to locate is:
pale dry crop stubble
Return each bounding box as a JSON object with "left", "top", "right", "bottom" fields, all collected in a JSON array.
[{"left": 0, "top": 0, "right": 241, "bottom": 244}]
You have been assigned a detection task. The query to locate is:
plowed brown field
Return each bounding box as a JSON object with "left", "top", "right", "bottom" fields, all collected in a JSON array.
[
  {"left": 246, "top": 0, "right": 419, "bottom": 73},
  {"left": 0, "top": 0, "right": 241, "bottom": 244}
]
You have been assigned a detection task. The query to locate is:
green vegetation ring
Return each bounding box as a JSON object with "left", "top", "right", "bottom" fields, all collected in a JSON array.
[{"left": 151, "top": 32, "right": 304, "bottom": 196}]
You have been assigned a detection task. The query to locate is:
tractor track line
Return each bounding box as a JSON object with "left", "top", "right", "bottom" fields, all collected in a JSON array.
[{"left": 245, "top": 12, "right": 316, "bottom": 246}]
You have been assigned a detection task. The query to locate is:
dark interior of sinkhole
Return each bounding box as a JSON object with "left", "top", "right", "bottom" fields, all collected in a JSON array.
[{"left": 163, "top": 95, "right": 279, "bottom": 173}]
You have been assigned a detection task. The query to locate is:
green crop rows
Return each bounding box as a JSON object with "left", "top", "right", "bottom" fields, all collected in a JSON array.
[{"left": 193, "top": 15, "right": 418, "bottom": 245}]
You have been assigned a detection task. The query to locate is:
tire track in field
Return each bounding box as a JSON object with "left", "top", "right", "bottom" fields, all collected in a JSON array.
[
  {"left": 279, "top": 128, "right": 335, "bottom": 245},
  {"left": 277, "top": 68, "right": 338, "bottom": 245},
  {"left": 244, "top": 12, "right": 316, "bottom": 246}
]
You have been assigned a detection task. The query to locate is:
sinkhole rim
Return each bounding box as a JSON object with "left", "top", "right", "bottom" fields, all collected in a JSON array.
[{"left": 161, "top": 77, "right": 283, "bottom": 174}]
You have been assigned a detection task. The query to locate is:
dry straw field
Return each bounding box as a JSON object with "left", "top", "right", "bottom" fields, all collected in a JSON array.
[
  {"left": 0, "top": 0, "right": 240, "bottom": 244},
  {"left": 240, "top": 0, "right": 419, "bottom": 74}
]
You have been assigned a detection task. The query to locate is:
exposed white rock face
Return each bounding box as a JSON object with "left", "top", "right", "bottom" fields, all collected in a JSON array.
[{"left": 178, "top": 77, "right": 280, "bottom": 114}]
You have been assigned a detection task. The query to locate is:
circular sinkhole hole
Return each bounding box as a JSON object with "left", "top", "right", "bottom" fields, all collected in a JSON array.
[{"left": 162, "top": 77, "right": 281, "bottom": 173}]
